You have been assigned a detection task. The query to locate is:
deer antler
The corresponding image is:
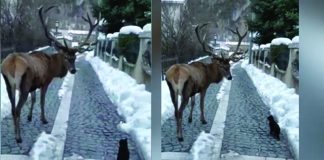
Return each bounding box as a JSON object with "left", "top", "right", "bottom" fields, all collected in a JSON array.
[
  {"left": 39, "top": 5, "right": 68, "bottom": 51},
  {"left": 195, "top": 23, "right": 214, "bottom": 56},
  {"left": 226, "top": 26, "right": 247, "bottom": 62},
  {"left": 77, "top": 12, "right": 99, "bottom": 52}
]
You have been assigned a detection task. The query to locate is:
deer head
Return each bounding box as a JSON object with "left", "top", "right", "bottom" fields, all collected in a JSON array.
[
  {"left": 195, "top": 23, "right": 239, "bottom": 80},
  {"left": 38, "top": 6, "right": 98, "bottom": 74}
]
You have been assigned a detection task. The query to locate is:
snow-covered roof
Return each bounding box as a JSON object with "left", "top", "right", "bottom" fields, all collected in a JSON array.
[
  {"left": 68, "top": 30, "right": 91, "bottom": 35},
  {"left": 260, "top": 43, "right": 271, "bottom": 49},
  {"left": 252, "top": 44, "right": 259, "bottom": 50},
  {"left": 106, "top": 33, "right": 113, "bottom": 39},
  {"left": 112, "top": 32, "right": 119, "bottom": 38},
  {"left": 97, "top": 32, "right": 106, "bottom": 40},
  {"left": 143, "top": 23, "right": 151, "bottom": 32},
  {"left": 292, "top": 36, "right": 299, "bottom": 43},
  {"left": 271, "top": 37, "right": 292, "bottom": 46},
  {"left": 119, "top": 25, "right": 143, "bottom": 35},
  {"left": 161, "top": 0, "right": 185, "bottom": 3}
]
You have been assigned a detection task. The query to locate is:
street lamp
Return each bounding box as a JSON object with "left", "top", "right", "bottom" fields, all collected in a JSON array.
[{"left": 55, "top": 21, "right": 59, "bottom": 35}]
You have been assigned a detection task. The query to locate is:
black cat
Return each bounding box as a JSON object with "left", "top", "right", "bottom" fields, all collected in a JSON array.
[
  {"left": 117, "top": 138, "right": 129, "bottom": 160},
  {"left": 267, "top": 115, "right": 280, "bottom": 140}
]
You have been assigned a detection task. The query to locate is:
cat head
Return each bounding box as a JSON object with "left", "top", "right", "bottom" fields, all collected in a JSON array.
[
  {"left": 119, "top": 138, "right": 128, "bottom": 145},
  {"left": 267, "top": 115, "right": 274, "bottom": 121}
]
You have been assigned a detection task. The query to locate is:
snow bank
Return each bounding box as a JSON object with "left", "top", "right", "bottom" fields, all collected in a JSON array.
[
  {"left": 58, "top": 73, "right": 74, "bottom": 99},
  {"left": 271, "top": 37, "right": 292, "bottom": 46},
  {"left": 30, "top": 132, "right": 59, "bottom": 160},
  {"left": 292, "top": 36, "right": 299, "bottom": 43},
  {"left": 241, "top": 60, "right": 299, "bottom": 159},
  {"left": 161, "top": 81, "right": 174, "bottom": 124},
  {"left": 216, "top": 79, "right": 230, "bottom": 102},
  {"left": 119, "top": 25, "right": 143, "bottom": 35},
  {"left": 1, "top": 76, "right": 11, "bottom": 121},
  {"left": 85, "top": 51, "right": 151, "bottom": 160},
  {"left": 143, "top": 23, "right": 151, "bottom": 32},
  {"left": 190, "top": 131, "right": 217, "bottom": 160}
]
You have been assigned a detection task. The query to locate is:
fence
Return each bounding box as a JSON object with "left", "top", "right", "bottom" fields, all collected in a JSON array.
[
  {"left": 94, "top": 30, "right": 152, "bottom": 91},
  {"left": 251, "top": 42, "right": 299, "bottom": 93}
]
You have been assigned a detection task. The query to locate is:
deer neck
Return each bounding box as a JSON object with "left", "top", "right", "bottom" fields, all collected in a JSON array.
[
  {"left": 206, "top": 63, "right": 223, "bottom": 83},
  {"left": 49, "top": 53, "right": 68, "bottom": 78}
]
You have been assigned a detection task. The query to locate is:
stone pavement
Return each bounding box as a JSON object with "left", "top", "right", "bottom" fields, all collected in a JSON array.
[
  {"left": 161, "top": 82, "right": 222, "bottom": 152},
  {"left": 1, "top": 78, "right": 63, "bottom": 154},
  {"left": 63, "top": 57, "right": 140, "bottom": 159},
  {"left": 1, "top": 57, "right": 141, "bottom": 160},
  {"left": 220, "top": 65, "right": 293, "bottom": 159}
]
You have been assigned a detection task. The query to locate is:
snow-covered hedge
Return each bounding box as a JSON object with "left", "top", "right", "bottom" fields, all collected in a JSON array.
[
  {"left": 143, "top": 23, "right": 151, "bottom": 32},
  {"left": 119, "top": 25, "right": 143, "bottom": 35},
  {"left": 271, "top": 37, "right": 292, "bottom": 46}
]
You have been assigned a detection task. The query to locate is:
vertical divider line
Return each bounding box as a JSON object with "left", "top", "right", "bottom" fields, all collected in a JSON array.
[{"left": 151, "top": 0, "right": 162, "bottom": 159}]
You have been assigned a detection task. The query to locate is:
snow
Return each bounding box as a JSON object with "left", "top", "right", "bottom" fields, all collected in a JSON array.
[
  {"left": 112, "top": 32, "right": 119, "bottom": 38},
  {"left": 161, "top": 81, "right": 174, "bottom": 124},
  {"left": 30, "top": 132, "right": 59, "bottom": 160},
  {"left": 143, "top": 23, "right": 151, "bottom": 32},
  {"left": 97, "top": 32, "right": 106, "bottom": 40},
  {"left": 191, "top": 131, "right": 217, "bottom": 160},
  {"left": 119, "top": 25, "right": 143, "bottom": 35},
  {"left": 188, "top": 55, "right": 209, "bottom": 64},
  {"left": 271, "top": 37, "right": 292, "bottom": 46},
  {"left": 68, "top": 30, "right": 91, "bottom": 35},
  {"left": 252, "top": 44, "right": 259, "bottom": 50},
  {"left": 71, "top": 42, "right": 79, "bottom": 47},
  {"left": 85, "top": 51, "right": 151, "bottom": 160},
  {"left": 260, "top": 43, "right": 271, "bottom": 49},
  {"left": 1, "top": 76, "right": 11, "bottom": 121},
  {"left": 216, "top": 79, "right": 230, "bottom": 102},
  {"left": 241, "top": 60, "right": 299, "bottom": 159},
  {"left": 292, "top": 36, "right": 299, "bottom": 43},
  {"left": 106, "top": 33, "right": 113, "bottom": 39},
  {"left": 35, "top": 46, "right": 50, "bottom": 51}
]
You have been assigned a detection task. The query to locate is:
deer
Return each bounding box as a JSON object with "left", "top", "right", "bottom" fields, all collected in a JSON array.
[
  {"left": 1, "top": 6, "right": 98, "bottom": 143},
  {"left": 165, "top": 23, "right": 242, "bottom": 141}
]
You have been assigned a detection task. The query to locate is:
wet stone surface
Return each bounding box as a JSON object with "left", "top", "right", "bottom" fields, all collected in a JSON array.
[
  {"left": 63, "top": 58, "right": 140, "bottom": 160},
  {"left": 161, "top": 82, "right": 222, "bottom": 152},
  {"left": 220, "top": 65, "right": 293, "bottom": 158},
  {"left": 1, "top": 78, "right": 63, "bottom": 154}
]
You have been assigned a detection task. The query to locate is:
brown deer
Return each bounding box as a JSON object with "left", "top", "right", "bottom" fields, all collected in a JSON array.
[
  {"left": 1, "top": 6, "right": 98, "bottom": 143},
  {"left": 165, "top": 23, "right": 241, "bottom": 141}
]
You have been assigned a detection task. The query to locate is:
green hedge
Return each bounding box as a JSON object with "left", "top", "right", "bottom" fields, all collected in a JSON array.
[
  {"left": 117, "top": 33, "right": 140, "bottom": 64},
  {"left": 270, "top": 44, "right": 290, "bottom": 70}
]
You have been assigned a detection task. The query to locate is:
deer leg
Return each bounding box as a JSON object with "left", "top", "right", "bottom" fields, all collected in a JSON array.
[
  {"left": 40, "top": 86, "right": 49, "bottom": 124},
  {"left": 200, "top": 90, "right": 207, "bottom": 124},
  {"left": 28, "top": 91, "right": 36, "bottom": 122},
  {"left": 177, "top": 95, "right": 189, "bottom": 142},
  {"left": 166, "top": 81, "right": 181, "bottom": 138},
  {"left": 177, "top": 80, "right": 190, "bottom": 142},
  {"left": 3, "top": 75, "right": 16, "bottom": 117},
  {"left": 188, "top": 95, "right": 195, "bottom": 123},
  {"left": 15, "top": 91, "right": 29, "bottom": 143}
]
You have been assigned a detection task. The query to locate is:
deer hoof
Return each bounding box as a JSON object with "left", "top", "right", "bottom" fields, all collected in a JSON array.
[
  {"left": 201, "top": 120, "right": 207, "bottom": 124},
  {"left": 16, "top": 138, "right": 22, "bottom": 143},
  {"left": 188, "top": 118, "right": 192, "bottom": 123},
  {"left": 27, "top": 116, "right": 32, "bottom": 122},
  {"left": 178, "top": 137, "right": 184, "bottom": 142},
  {"left": 42, "top": 119, "right": 48, "bottom": 124}
]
